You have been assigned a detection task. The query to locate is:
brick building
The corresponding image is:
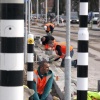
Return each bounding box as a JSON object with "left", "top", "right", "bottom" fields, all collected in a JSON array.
[{"left": 42, "top": 0, "right": 54, "bottom": 13}]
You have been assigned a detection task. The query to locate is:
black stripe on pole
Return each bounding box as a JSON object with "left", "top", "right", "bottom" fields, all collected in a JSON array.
[
  {"left": 80, "top": 0, "right": 88, "bottom": 2},
  {"left": 77, "top": 65, "right": 88, "bottom": 77},
  {"left": 27, "top": 81, "right": 33, "bottom": 89},
  {"left": 79, "top": 16, "right": 88, "bottom": 27},
  {"left": 1, "top": 37, "right": 24, "bottom": 53},
  {"left": 0, "top": 70, "right": 23, "bottom": 86},
  {"left": 27, "top": 44, "right": 33, "bottom": 53},
  {"left": 27, "top": 63, "right": 34, "bottom": 71},
  {"left": 77, "top": 91, "right": 87, "bottom": 100},
  {"left": 0, "top": 3, "right": 24, "bottom": 19},
  {"left": 78, "top": 41, "right": 88, "bottom": 52}
]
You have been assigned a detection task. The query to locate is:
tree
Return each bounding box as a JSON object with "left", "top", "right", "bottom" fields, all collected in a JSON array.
[{"left": 89, "top": 0, "right": 99, "bottom": 12}]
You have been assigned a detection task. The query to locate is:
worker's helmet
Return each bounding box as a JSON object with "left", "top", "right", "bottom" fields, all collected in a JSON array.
[{"left": 44, "top": 25, "right": 47, "bottom": 30}]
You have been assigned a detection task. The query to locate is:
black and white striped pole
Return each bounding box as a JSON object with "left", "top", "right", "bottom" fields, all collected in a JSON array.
[
  {"left": 27, "top": 34, "right": 34, "bottom": 90},
  {"left": 0, "top": 0, "right": 24, "bottom": 100},
  {"left": 77, "top": 0, "right": 89, "bottom": 100}
]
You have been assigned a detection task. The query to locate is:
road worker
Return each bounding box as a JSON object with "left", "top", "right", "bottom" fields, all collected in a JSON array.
[
  {"left": 48, "top": 40, "right": 77, "bottom": 67},
  {"left": 44, "top": 22, "right": 55, "bottom": 35},
  {"left": 41, "top": 35, "right": 55, "bottom": 50},
  {"left": 32, "top": 60, "right": 54, "bottom": 100}
]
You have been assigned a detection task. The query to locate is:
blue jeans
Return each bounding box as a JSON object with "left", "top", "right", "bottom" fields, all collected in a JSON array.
[
  {"left": 36, "top": 94, "right": 53, "bottom": 100},
  {"left": 46, "top": 94, "right": 53, "bottom": 100},
  {"left": 61, "top": 50, "right": 75, "bottom": 67}
]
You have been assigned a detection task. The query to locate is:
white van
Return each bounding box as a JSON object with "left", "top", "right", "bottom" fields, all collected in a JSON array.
[
  {"left": 92, "top": 12, "right": 99, "bottom": 24},
  {"left": 88, "top": 12, "right": 99, "bottom": 24}
]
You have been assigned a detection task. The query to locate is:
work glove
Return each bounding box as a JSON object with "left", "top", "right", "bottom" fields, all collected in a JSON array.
[
  {"left": 48, "top": 57, "right": 55, "bottom": 63},
  {"left": 49, "top": 55, "right": 55, "bottom": 59}
]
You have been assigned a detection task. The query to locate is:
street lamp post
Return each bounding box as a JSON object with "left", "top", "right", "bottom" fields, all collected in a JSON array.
[
  {"left": 30, "top": 1, "right": 32, "bottom": 20},
  {"left": 37, "top": 0, "right": 38, "bottom": 20},
  {"left": 65, "top": 0, "right": 71, "bottom": 99},
  {"left": 28, "top": 0, "right": 31, "bottom": 34},
  {"left": 99, "top": 0, "right": 100, "bottom": 18},
  {"left": 45, "top": 0, "right": 47, "bottom": 22},
  {"left": 57, "top": 0, "right": 59, "bottom": 25}
]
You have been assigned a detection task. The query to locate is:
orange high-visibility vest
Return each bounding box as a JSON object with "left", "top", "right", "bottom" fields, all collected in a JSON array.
[
  {"left": 45, "top": 24, "right": 50, "bottom": 31},
  {"left": 44, "top": 40, "right": 56, "bottom": 50},
  {"left": 46, "top": 23, "right": 54, "bottom": 28},
  {"left": 48, "top": 23, "right": 54, "bottom": 28},
  {"left": 54, "top": 42, "right": 73, "bottom": 58},
  {"left": 33, "top": 70, "right": 52, "bottom": 94},
  {"left": 44, "top": 44, "right": 49, "bottom": 49}
]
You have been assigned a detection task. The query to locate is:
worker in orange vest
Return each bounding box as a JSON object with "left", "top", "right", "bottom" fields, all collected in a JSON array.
[
  {"left": 48, "top": 40, "right": 77, "bottom": 67},
  {"left": 41, "top": 35, "right": 56, "bottom": 50},
  {"left": 44, "top": 22, "right": 55, "bottom": 35},
  {"left": 32, "top": 60, "right": 53, "bottom": 100}
]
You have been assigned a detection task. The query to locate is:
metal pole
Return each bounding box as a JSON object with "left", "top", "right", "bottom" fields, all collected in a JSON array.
[
  {"left": 45, "top": 0, "right": 47, "bottom": 22},
  {"left": 77, "top": 0, "right": 89, "bottom": 100},
  {"left": 99, "top": 0, "right": 100, "bottom": 18},
  {"left": 64, "top": 0, "right": 71, "bottom": 100},
  {"left": 57, "top": 0, "right": 59, "bottom": 25},
  {"left": 0, "top": 0, "right": 24, "bottom": 100},
  {"left": 25, "top": 0, "right": 28, "bottom": 63},
  {"left": 27, "top": 34, "right": 34, "bottom": 100},
  {"left": 37, "top": 0, "right": 38, "bottom": 20},
  {"left": 28, "top": 0, "right": 31, "bottom": 34},
  {"left": 30, "top": 1, "right": 32, "bottom": 20}
]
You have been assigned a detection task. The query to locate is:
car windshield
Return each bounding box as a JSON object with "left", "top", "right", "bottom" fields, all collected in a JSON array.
[
  {"left": 71, "top": 16, "right": 78, "bottom": 19},
  {"left": 94, "top": 14, "right": 99, "bottom": 17}
]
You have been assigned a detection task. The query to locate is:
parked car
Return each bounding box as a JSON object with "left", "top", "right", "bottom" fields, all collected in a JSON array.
[
  {"left": 92, "top": 12, "right": 99, "bottom": 24},
  {"left": 70, "top": 12, "right": 79, "bottom": 24},
  {"left": 70, "top": 16, "right": 79, "bottom": 24},
  {"left": 97, "top": 17, "right": 100, "bottom": 27}
]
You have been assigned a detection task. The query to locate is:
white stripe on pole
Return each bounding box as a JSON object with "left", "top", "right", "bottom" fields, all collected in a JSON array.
[
  {"left": 27, "top": 54, "right": 34, "bottom": 62},
  {"left": 77, "top": 53, "right": 88, "bottom": 65},
  {"left": 78, "top": 28, "right": 89, "bottom": 40},
  {"left": 80, "top": 3, "right": 88, "bottom": 15},
  {"left": 0, "top": 86, "right": 23, "bottom": 100},
  {"left": 0, "top": 53, "right": 24, "bottom": 70},
  {"left": 27, "top": 72, "right": 34, "bottom": 81},
  {"left": 0, "top": 20, "right": 24, "bottom": 37},
  {"left": 77, "top": 78, "right": 88, "bottom": 90},
  {"left": 0, "top": 0, "right": 24, "bottom": 3}
]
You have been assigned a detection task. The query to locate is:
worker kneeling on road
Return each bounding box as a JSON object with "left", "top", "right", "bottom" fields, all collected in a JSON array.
[
  {"left": 32, "top": 60, "right": 54, "bottom": 100},
  {"left": 48, "top": 40, "right": 77, "bottom": 67},
  {"left": 41, "top": 35, "right": 56, "bottom": 50}
]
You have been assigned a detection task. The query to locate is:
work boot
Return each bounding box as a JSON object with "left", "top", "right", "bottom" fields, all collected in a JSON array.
[{"left": 71, "top": 59, "right": 77, "bottom": 68}]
